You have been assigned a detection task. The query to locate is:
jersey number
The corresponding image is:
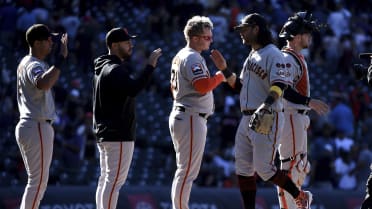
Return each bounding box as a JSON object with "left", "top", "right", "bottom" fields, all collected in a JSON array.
[{"left": 170, "top": 69, "right": 179, "bottom": 95}]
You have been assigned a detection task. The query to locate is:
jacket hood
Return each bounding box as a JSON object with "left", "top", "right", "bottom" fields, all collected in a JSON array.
[{"left": 94, "top": 54, "right": 122, "bottom": 75}]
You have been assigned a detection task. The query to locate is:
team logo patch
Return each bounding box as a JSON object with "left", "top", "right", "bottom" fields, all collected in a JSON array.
[
  {"left": 191, "top": 63, "right": 204, "bottom": 75},
  {"left": 276, "top": 63, "right": 285, "bottom": 68},
  {"left": 31, "top": 66, "right": 44, "bottom": 76},
  {"left": 276, "top": 69, "right": 290, "bottom": 77}
]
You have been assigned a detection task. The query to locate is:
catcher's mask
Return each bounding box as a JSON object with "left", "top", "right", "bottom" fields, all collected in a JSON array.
[{"left": 279, "top": 11, "right": 322, "bottom": 40}]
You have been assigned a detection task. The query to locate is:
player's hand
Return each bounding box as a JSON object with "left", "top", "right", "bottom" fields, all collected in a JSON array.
[
  {"left": 51, "top": 33, "right": 68, "bottom": 69},
  {"left": 210, "top": 49, "right": 227, "bottom": 71},
  {"left": 60, "top": 33, "right": 68, "bottom": 58},
  {"left": 308, "top": 99, "right": 329, "bottom": 116},
  {"left": 147, "top": 48, "right": 162, "bottom": 68}
]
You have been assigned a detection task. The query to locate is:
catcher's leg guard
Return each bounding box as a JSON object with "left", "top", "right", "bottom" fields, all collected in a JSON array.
[{"left": 277, "top": 154, "right": 310, "bottom": 209}]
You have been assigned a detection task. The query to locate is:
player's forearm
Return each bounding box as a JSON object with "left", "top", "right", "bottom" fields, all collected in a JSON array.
[
  {"left": 36, "top": 67, "right": 61, "bottom": 90},
  {"left": 283, "top": 86, "right": 311, "bottom": 105},
  {"left": 193, "top": 74, "right": 224, "bottom": 94},
  {"left": 264, "top": 83, "right": 287, "bottom": 105}
]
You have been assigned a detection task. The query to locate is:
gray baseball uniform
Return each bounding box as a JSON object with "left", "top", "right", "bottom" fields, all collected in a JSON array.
[
  {"left": 233, "top": 13, "right": 313, "bottom": 209},
  {"left": 169, "top": 47, "right": 214, "bottom": 209},
  {"left": 235, "top": 44, "right": 291, "bottom": 180},
  {"left": 277, "top": 47, "right": 311, "bottom": 209},
  {"left": 15, "top": 55, "right": 56, "bottom": 209}
]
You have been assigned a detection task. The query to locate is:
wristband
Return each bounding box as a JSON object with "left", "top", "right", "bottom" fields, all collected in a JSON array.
[
  {"left": 264, "top": 95, "right": 275, "bottom": 105},
  {"left": 269, "top": 85, "right": 283, "bottom": 97},
  {"left": 54, "top": 55, "right": 66, "bottom": 69},
  {"left": 221, "top": 69, "right": 233, "bottom": 79}
]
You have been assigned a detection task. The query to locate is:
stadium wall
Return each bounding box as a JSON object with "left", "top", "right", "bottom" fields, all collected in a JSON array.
[{"left": 0, "top": 186, "right": 365, "bottom": 209}]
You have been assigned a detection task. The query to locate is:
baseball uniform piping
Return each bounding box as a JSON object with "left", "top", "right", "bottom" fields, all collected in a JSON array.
[
  {"left": 290, "top": 115, "right": 296, "bottom": 157},
  {"left": 245, "top": 70, "right": 251, "bottom": 108},
  {"left": 107, "top": 142, "right": 123, "bottom": 209},
  {"left": 271, "top": 112, "right": 279, "bottom": 164},
  {"left": 179, "top": 116, "right": 193, "bottom": 209},
  {"left": 279, "top": 186, "right": 289, "bottom": 209},
  {"left": 32, "top": 123, "right": 44, "bottom": 209}
]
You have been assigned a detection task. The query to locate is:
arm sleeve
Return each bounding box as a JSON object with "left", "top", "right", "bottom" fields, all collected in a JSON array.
[
  {"left": 193, "top": 73, "right": 224, "bottom": 94},
  {"left": 283, "top": 85, "right": 311, "bottom": 105}
]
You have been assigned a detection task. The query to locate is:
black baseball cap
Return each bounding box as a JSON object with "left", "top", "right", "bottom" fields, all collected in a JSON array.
[
  {"left": 360, "top": 53, "right": 372, "bottom": 59},
  {"left": 234, "top": 13, "right": 268, "bottom": 31},
  {"left": 26, "top": 24, "right": 52, "bottom": 46},
  {"left": 106, "top": 27, "right": 136, "bottom": 47}
]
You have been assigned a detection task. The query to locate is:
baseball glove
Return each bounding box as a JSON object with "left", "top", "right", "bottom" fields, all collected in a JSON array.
[{"left": 249, "top": 104, "right": 274, "bottom": 135}]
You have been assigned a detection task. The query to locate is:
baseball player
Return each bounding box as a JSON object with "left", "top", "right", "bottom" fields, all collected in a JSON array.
[
  {"left": 93, "top": 27, "right": 162, "bottom": 209},
  {"left": 169, "top": 16, "right": 228, "bottom": 209},
  {"left": 15, "top": 24, "right": 68, "bottom": 209},
  {"left": 222, "top": 13, "right": 312, "bottom": 209},
  {"left": 362, "top": 166, "right": 372, "bottom": 209},
  {"left": 276, "top": 11, "right": 329, "bottom": 209},
  {"left": 358, "top": 53, "right": 372, "bottom": 209}
]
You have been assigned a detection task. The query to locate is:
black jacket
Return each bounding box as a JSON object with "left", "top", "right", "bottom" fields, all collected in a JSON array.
[{"left": 93, "top": 54, "right": 155, "bottom": 142}]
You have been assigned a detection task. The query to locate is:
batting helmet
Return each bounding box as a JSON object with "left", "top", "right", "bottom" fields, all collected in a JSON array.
[{"left": 279, "top": 11, "right": 319, "bottom": 40}]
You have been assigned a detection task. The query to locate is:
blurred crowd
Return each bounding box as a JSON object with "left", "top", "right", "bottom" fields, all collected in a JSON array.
[{"left": 0, "top": 0, "right": 372, "bottom": 191}]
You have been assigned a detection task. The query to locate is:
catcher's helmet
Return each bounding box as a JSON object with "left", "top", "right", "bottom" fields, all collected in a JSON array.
[{"left": 279, "top": 11, "right": 319, "bottom": 40}]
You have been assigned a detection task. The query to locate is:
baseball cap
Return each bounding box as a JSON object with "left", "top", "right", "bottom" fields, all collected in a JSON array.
[
  {"left": 360, "top": 53, "right": 372, "bottom": 60},
  {"left": 106, "top": 27, "right": 136, "bottom": 47},
  {"left": 26, "top": 24, "right": 52, "bottom": 46},
  {"left": 234, "top": 13, "right": 268, "bottom": 31}
]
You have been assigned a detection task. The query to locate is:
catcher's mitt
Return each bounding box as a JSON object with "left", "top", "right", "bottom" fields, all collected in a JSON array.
[{"left": 249, "top": 104, "right": 274, "bottom": 135}]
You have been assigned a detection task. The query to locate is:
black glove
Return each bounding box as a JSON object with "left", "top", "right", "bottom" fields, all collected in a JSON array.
[{"left": 51, "top": 33, "right": 65, "bottom": 69}]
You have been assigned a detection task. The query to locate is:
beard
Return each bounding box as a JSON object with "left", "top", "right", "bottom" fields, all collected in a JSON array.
[
  {"left": 242, "top": 36, "right": 253, "bottom": 46},
  {"left": 118, "top": 47, "right": 132, "bottom": 60}
]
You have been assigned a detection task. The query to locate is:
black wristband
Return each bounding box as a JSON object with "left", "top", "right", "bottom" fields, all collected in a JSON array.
[
  {"left": 221, "top": 69, "right": 233, "bottom": 79},
  {"left": 54, "top": 55, "right": 66, "bottom": 69},
  {"left": 264, "top": 95, "right": 275, "bottom": 105}
]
